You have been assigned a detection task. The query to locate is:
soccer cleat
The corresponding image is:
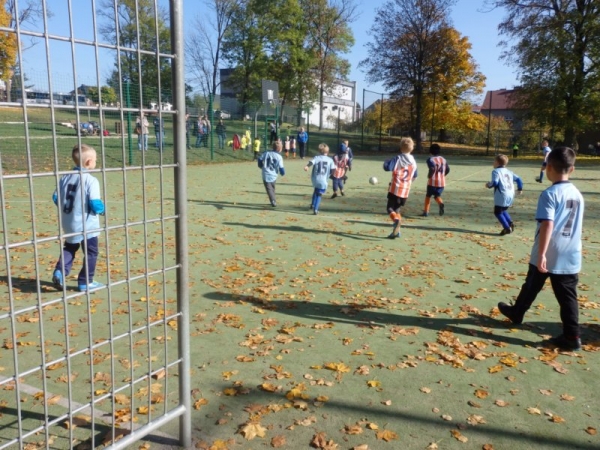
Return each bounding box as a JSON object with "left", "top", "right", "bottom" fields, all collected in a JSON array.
[
  {"left": 78, "top": 281, "right": 105, "bottom": 292},
  {"left": 542, "top": 334, "right": 581, "bottom": 351},
  {"left": 439, "top": 203, "right": 445, "bottom": 216},
  {"left": 331, "top": 192, "right": 338, "bottom": 199},
  {"left": 497, "top": 301, "right": 523, "bottom": 325},
  {"left": 535, "top": 177, "right": 542, "bottom": 183},
  {"left": 509, "top": 222, "right": 515, "bottom": 233},
  {"left": 499, "top": 228, "right": 512, "bottom": 236},
  {"left": 421, "top": 212, "right": 429, "bottom": 217},
  {"left": 388, "top": 232, "right": 401, "bottom": 239},
  {"left": 270, "top": 200, "right": 276, "bottom": 207},
  {"left": 313, "top": 210, "right": 319, "bottom": 215},
  {"left": 340, "top": 191, "right": 345, "bottom": 196},
  {"left": 52, "top": 270, "right": 64, "bottom": 290}
]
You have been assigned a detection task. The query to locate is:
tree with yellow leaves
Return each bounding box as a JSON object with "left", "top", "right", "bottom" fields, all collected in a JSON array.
[{"left": 0, "top": 0, "right": 17, "bottom": 82}]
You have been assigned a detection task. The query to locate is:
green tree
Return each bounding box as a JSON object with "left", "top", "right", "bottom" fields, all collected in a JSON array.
[
  {"left": 301, "top": 0, "right": 357, "bottom": 130},
  {"left": 486, "top": 0, "right": 600, "bottom": 148},
  {"left": 86, "top": 85, "right": 118, "bottom": 105},
  {"left": 221, "top": 0, "right": 269, "bottom": 114},
  {"left": 99, "top": 0, "right": 172, "bottom": 108},
  {"left": 360, "top": 0, "right": 457, "bottom": 151}
]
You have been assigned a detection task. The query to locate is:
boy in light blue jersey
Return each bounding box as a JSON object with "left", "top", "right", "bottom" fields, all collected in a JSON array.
[
  {"left": 536, "top": 139, "right": 552, "bottom": 183},
  {"left": 52, "top": 144, "right": 105, "bottom": 292},
  {"left": 498, "top": 147, "right": 584, "bottom": 351},
  {"left": 257, "top": 140, "right": 285, "bottom": 207},
  {"left": 304, "top": 143, "right": 335, "bottom": 215},
  {"left": 485, "top": 154, "right": 523, "bottom": 235}
]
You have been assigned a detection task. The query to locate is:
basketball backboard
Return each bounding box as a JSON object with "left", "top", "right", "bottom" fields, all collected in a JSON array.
[{"left": 261, "top": 79, "right": 279, "bottom": 105}]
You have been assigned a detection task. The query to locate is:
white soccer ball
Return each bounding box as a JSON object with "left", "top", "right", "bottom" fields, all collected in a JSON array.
[{"left": 369, "top": 176, "right": 378, "bottom": 185}]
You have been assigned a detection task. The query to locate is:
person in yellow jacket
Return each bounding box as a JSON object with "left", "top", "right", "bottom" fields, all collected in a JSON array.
[{"left": 253, "top": 136, "right": 261, "bottom": 160}]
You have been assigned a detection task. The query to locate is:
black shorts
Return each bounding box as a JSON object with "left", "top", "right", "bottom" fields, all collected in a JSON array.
[
  {"left": 387, "top": 192, "right": 407, "bottom": 212},
  {"left": 426, "top": 186, "right": 444, "bottom": 198},
  {"left": 494, "top": 205, "right": 509, "bottom": 215}
]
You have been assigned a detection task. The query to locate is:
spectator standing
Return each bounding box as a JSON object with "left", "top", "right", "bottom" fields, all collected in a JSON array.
[
  {"left": 153, "top": 115, "right": 165, "bottom": 150},
  {"left": 297, "top": 126, "right": 308, "bottom": 159},
  {"left": 216, "top": 120, "right": 227, "bottom": 149},
  {"left": 136, "top": 114, "right": 149, "bottom": 151}
]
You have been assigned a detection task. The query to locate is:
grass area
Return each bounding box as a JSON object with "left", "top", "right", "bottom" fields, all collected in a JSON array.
[
  {"left": 8, "top": 105, "right": 582, "bottom": 175},
  {"left": 1, "top": 154, "right": 599, "bottom": 449}
]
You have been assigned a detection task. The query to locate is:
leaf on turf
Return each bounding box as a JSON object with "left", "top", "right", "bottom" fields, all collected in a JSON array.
[
  {"left": 560, "top": 394, "right": 575, "bottom": 401},
  {"left": 527, "top": 407, "right": 541, "bottom": 415},
  {"left": 474, "top": 389, "right": 489, "bottom": 399},
  {"left": 585, "top": 427, "right": 597, "bottom": 435},
  {"left": 344, "top": 424, "right": 363, "bottom": 435},
  {"left": 270, "top": 435, "right": 286, "bottom": 448},
  {"left": 494, "top": 399, "right": 509, "bottom": 407},
  {"left": 450, "top": 429, "right": 468, "bottom": 442},
  {"left": 376, "top": 429, "right": 398, "bottom": 442},
  {"left": 239, "top": 422, "right": 267, "bottom": 440}
]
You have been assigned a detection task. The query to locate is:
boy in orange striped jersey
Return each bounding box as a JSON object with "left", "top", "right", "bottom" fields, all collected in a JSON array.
[
  {"left": 422, "top": 143, "right": 450, "bottom": 217},
  {"left": 383, "top": 137, "right": 418, "bottom": 238}
]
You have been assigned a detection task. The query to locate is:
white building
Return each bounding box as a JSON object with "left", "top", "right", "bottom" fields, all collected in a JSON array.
[{"left": 305, "top": 79, "right": 357, "bottom": 129}]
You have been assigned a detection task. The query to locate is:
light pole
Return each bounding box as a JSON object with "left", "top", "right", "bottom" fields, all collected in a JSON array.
[{"left": 333, "top": 106, "right": 342, "bottom": 149}]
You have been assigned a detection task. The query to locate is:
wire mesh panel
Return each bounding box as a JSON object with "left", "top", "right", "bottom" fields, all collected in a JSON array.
[{"left": 0, "top": 1, "right": 190, "bottom": 448}]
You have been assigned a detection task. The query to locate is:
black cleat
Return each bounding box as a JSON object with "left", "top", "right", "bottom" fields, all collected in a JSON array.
[
  {"left": 497, "top": 302, "right": 523, "bottom": 325},
  {"left": 542, "top": 334, "right": 581, "bottom": 351}
]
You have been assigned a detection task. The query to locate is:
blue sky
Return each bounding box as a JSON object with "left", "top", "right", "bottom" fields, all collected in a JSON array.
[
  {"left": 19, "top": 0, "right": 517, "bottom": 104},
  {"left": 349, "top": 0, "right": 518, "bottom": 99}
]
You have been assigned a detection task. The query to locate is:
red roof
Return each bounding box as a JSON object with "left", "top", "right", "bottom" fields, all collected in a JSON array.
[{"left": 480, "top": 89, "right": 519, "bottom": 110}]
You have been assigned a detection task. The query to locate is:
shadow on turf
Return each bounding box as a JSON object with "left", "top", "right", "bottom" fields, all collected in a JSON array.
[
  {"left": 222, "top": 221, "right": 380, "bottom": 241},
  {"left": 345, "top": 220, "right": 500, "bottom": 237},
  {"left": 0, "top": 276, "right": 61, "bottom": 294},
  {"left": 206, "top": 384, "right": 599, "bottom": 450},
  {"left": 0, "top": 406, "right": 180, "bottom": 448},
  {"left": 205, "top": 291, "right": 546, "bottom": 348}
]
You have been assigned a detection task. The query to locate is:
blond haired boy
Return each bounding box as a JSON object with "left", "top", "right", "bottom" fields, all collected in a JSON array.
[
  {"left": 382, "top": 137, "right": 418, "bottom": 238},
  {"left": 52, "top": 144, "right": 105, "bottom": 291},
  {"left": 304, "top": 143, "right": 335, "bottom": 215}
]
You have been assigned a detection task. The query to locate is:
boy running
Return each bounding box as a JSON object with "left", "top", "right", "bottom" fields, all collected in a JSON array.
[
  {"left": 304, "top": 143, "right": 335, "bottom": 215},
  {"left": 258, "top": 140, "right": 285, "bottom": 207},
  {"left": 422, "top": 143, "right": 449, "bottom": 216},
  {"left": 331, "top": 143, "right": 351, "bottom": 198},
  {"left": 383, "top": 137, "right": 418, "bottom": 239},
  {"left": 536, "top": 139, "right": 552, "bottom": 183},
  {"left": 485, "top": 154, "right": 523, "bottom": 235}
]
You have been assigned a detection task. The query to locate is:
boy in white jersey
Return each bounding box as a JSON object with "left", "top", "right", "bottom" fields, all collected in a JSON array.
[
  {"left": 304, "top": 143, "right": 335, "bottom": 215},
  {"left": 536, "top": 139, "right": 552, "bottom": 183},
  {"left": 52, "top": 144, "right": 105, "bottom": 292},
  {"left": 485, "top": 154, "right": 523, "bottom": 235},
  {"left": 258, "top": 140, "right": 285, "bottom": 207},
  {"left": 498, "top": 147, "right": 584, "bottom": 351}
]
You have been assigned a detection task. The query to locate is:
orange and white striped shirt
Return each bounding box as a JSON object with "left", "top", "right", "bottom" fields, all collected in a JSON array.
[
  {"left": 333, "top": 153, "right": 349, "bottom": 178},
  {"left": 426, "top": 155, "right": 449, "bottom": 187},
  {"left": 384, "top": 154, "right": 418, "bottom": 198}
]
